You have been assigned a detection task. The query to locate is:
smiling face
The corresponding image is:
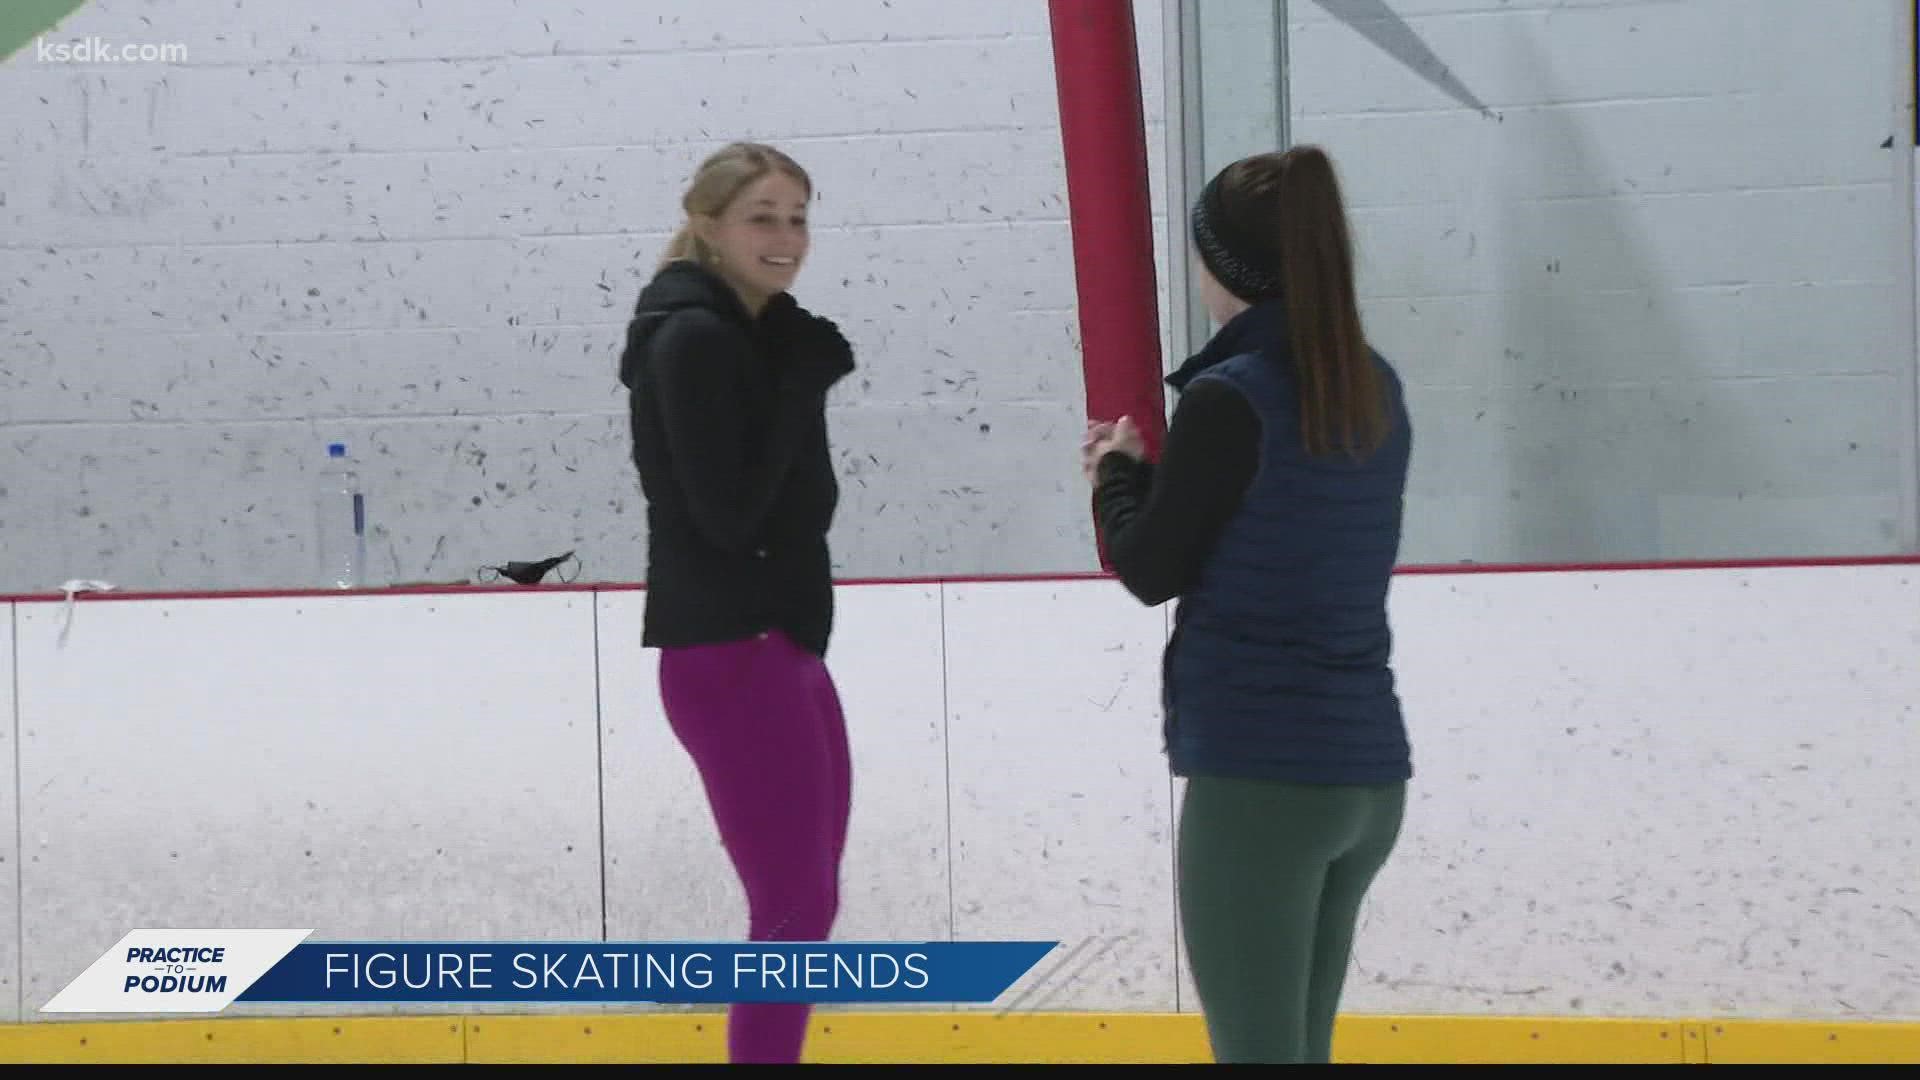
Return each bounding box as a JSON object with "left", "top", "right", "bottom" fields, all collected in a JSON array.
[{"left": 697, "top": 171, "right": 811, "bottom": 311}]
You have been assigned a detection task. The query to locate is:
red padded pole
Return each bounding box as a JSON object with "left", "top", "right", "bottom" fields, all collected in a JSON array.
[{"left": 1048, "top": 0, "right": 1167, "bottom": 567}]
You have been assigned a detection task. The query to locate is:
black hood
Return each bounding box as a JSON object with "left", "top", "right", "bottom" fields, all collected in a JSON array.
[{"left": 618, "top": 260, "right": 776, "bottom": 389}]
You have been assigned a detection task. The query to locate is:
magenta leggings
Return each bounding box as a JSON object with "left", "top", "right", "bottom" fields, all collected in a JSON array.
[{"left": 658, "top": 630, "right": 853, "bottom": 1065}]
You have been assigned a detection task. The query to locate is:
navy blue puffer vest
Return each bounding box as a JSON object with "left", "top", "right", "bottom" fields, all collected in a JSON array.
[{"left": 1162, "top": 301, "right": 1414, "bottom": 785}]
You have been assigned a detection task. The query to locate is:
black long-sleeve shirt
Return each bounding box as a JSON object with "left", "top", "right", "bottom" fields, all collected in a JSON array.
[{"left": 1092, "top": 379, "right": 1263, "bottom": 605}]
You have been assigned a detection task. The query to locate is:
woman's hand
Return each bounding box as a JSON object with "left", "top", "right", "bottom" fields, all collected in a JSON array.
[
  {"left": 1081, "top": 415, "right": 1145, "bottom": 483},
  {"left": 1098, "top": 411, "right": 1136, "bottom": 457},
  {"left": 1081, "top": 420, "right": 1114, "bottom": 483}
]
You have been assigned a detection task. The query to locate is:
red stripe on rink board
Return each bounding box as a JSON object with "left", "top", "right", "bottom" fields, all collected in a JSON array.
[
  {"left": 3, "top": 554, "right": 1917, "bottom": 604},
  {"left": 1393, "top": 554, "right": 1920, "bottom": 576}
]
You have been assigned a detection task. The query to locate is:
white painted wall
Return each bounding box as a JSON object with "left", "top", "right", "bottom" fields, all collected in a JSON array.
[
  {"left": 1279, "top": 0, "right": 1917, "bottom": 565},
  {"left": 0, "top": 0, "right": 1166, "bottom": 593},
  {"left": 8, "top": 1, "right": 1911, "bottom": 595},
  {"left": 5, "top": 565, "right": 1917, "bottom": 1024}
]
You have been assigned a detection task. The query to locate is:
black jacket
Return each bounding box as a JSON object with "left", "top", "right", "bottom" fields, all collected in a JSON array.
[{"left": 618, "top": 261, "right": 854, "bottom": 657}]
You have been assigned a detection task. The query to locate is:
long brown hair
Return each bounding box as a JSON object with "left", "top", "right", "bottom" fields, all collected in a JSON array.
[
  {"left": 660, "top": 142, "right": 812, "bottom": 271},
  {"left": 1219, "top": 146, "right": 1388, "bottom": 459}
]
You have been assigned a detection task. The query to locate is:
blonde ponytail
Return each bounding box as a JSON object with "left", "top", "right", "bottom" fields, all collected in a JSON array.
[{"left": 658, "top": 223, "right": 704, "bottom": 272}]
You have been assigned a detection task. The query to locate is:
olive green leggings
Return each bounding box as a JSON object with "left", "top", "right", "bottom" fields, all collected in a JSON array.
[{"left": 1177, "top": 775, "right": 1407, "bottom": 1064}]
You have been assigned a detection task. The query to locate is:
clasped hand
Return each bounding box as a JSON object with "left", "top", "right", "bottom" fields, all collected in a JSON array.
[{"left": 1081, "top": 415, "right": 1145, "bottom": 484}]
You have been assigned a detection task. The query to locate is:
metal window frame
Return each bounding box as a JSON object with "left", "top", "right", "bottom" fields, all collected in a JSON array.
[{"left": 1159, "top": 0, "right": 1290, "bottom": 387}]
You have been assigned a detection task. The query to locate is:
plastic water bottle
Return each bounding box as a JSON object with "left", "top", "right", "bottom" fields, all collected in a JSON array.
[{"left": 317, "top": 441, "right": 367, "bottom": 589}]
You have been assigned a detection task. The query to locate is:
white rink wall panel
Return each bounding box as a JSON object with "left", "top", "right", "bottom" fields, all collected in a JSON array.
[
  {"left": 1359, "top": 565, "right": 1920, "bottom": 1020},
  {"left": 11, "top": 592, "right": 603, "bottom": 1018},
  {"left": 813, "top": 585, "right": 951, "bottom": 951},
  {"left": 0, "top": 606, "right": 18, "bottom": 1023},
  {"left": 595, "top": 590, "right": 744, "bottom": 957},
  {"left": 0, "top": 562, "right": 1915, "bottom": 1022},
  {"left": 940, "top": 579, "right": 1179, "bottom": 1013}
]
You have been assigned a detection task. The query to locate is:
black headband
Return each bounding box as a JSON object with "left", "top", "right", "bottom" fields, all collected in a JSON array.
[{"left": 1190, "top": 171, "right": 1283, "bottom": 301}]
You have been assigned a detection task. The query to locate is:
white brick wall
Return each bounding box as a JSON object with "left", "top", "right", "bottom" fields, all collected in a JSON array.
[
  {"left": 1, "top": 0, "right": 1166, "bottom": 591},
  {"left": 1288, "top": 0, "right": 1915, "bottom": 562},
  {"left": 2, "top": 0, "right": 1912, "bottom": 591}
]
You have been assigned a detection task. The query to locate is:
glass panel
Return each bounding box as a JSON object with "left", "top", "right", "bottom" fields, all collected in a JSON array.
[{"left": 1175, "top": 0, "right": 1919, "bottom": 564}]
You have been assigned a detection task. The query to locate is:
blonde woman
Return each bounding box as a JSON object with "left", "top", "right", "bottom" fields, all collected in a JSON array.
[{"left": 617, "top": 142, "right": 855, "bottom": 1065}]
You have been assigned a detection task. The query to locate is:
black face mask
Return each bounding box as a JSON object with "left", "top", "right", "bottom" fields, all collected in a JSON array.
[{"left": 480, "top": 550, "right": 579, "bottom": 585}]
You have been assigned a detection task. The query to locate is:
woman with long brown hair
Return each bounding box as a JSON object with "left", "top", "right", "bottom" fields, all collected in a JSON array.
[{"left": 1084, "top": 145, "right": 1413, "bottom": 1064}]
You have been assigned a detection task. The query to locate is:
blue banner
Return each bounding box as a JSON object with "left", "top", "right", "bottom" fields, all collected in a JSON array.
[{"left": 234, "top": 941, "right": 1057, "bottom": 1005}]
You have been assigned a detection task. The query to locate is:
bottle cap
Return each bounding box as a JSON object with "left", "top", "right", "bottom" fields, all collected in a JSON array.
[{"left": 328, "top": 443, "right": 346, "bottom": 458}]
